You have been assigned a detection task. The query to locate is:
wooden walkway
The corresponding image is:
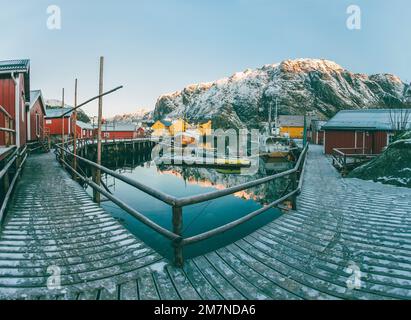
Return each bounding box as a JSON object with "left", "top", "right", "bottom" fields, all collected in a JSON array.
[{"left": 0, "top": 146, "right": 411, "bottom": 300}]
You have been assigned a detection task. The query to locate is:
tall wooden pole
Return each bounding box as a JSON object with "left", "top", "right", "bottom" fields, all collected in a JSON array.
[
  {"left": 94, "top": 57, "right": 104, "bottom": 203},
  {"left": 72, "top": 79, "right": 78, "bottom": 178},
  {"left": 61, "top": 88, "right": 65, "bottom": 160}
]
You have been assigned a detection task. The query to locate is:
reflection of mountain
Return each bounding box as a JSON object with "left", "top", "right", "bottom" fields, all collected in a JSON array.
[
  {"left": 80, "top": 146, "right": 293, "bottom": 205},
  {"left": 158, "top": 158, "right": 292, "bottom": 204}
]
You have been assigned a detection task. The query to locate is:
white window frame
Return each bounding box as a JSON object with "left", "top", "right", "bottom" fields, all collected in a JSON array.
[
  {"left": 36, "top": 113, "right": 40, "bottom": 137},
  {"left": 387, "top": 133, "right": 395, "bottom": 146}
]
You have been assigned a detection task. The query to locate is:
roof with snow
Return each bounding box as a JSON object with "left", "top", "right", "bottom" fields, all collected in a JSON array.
[
  {"left": 160, "top": 120, "right": 172, "bottom": 127},
  {"left": 278, "top": 116, "right": 312, "bottom": 127},
  {"left": 323, "top": 109, "right": 411, "bottom": 131},
  {"left": 45, "top": 108, "right": 74, "bottom": 118},
  {"left": 0, "top": 59, "right": 31, "bottom": 101},
  {"left": 0, "top": 59, "right": 30, "bottom": 73},
  {"left": 101, "top": 123, "right": 137, "bottom": 132},
  {"left": 29, "top": 90, "right": 46, "bottom": 113},
  {"left": 76, "top": 121, "right": 94, "bottom": 130}
]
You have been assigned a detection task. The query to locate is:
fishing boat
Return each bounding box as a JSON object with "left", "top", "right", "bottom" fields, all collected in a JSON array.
[{"left": 260, "top": 136, "right": 295, "bottom": 159}]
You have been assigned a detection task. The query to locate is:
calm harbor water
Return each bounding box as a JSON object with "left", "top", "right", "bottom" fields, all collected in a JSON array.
[{"left": 83, "top": 148, "right": 293, "bottom": 260}]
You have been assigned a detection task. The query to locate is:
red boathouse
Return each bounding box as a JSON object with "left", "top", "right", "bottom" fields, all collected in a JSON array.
[
  {"left": 44, "top": 108, "right": 74, "bottom": 138},
  {"left": 101, "top": 123, "right": 139, "bottom": 140},
  {"left": 323, "top": 109, "right": 411, "bottom": 155},
  {"left": 76, "top": 121, "right": 94, "bottom": 139},
  {"left": 0, "top": 59, "right": 30, "bottom": 160},
  {"left": 28, "top": 90, "right": 46, "bottom": 142}
]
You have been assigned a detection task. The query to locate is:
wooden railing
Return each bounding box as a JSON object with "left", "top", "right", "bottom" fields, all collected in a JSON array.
[
  {"left": 332, "top": 148, "right": 378, "bottom": 175},
  {"left": 0, "top": 146, "right": 28, "bottom": 229},
  {"left": 0, "top": 105, "right": 15, "bottom": 147},
  {"left": 55, "top": 142, "right": 309, "bottom": 267}
]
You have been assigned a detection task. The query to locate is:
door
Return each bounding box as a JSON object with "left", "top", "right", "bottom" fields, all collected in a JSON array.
[{"left": 355, "top": 131, "right": 365, "bottom": 150}]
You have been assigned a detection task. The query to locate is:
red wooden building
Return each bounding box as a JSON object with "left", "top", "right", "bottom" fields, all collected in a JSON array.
[
  {"left": 27, "top": 90, "right": 46, "bottom": 142},
  {"left": 323, "top": 109, "right": 411, "bottom": 155},
  {"left": 136, "top": 127, "right": 146, "bottom": 138},
  {"left": 45, "top": 108, "right": 74, "bottom": 137},
  {"left": 101, "top": 123, "right": 139, "bottom": 140},
  {"left": 0, "top": 59, "right": 30, "bottom": 159},
  {"left": 309, "top": 120, "right": 326, "bottom": 145},
  {"left": 76, "top": 120, "right": 94, "bottom": 139}
]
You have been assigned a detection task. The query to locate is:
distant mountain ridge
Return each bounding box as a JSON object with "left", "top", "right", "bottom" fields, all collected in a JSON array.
[
  {"left": 106, "top": 108, "right": 153, "bottom": 124},
  {"left": 154, "top": 59, "right": 410, "bottom": 129}
]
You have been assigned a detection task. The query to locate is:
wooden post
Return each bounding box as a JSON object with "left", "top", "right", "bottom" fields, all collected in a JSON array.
[
  {"left": 172, "top": 206, "right": 184, "bottom": 267},
  {"left": 93, "top": 57, "right": 104, "bottom": 204},
  {"left": 2, "top": 171, "right": 9, "bottom": 197},
  {"left": 291, "top": 171, "right": 298, "bottom": 210},
  {"left": 61, "top": 88, "right": 65, "bottom": 161},
  {"left": 72, "top": 79, "right": 78, "bottom": 179}
]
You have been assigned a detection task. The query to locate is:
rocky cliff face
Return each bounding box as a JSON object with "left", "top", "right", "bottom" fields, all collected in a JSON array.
[{"left": 154, "top": 59, "right": 408, "bottom": 129}]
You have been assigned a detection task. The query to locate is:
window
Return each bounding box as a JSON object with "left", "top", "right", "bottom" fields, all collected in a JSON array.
[
  {"left": 21, "top": 97, "right": 25, "bottom": 122},
  {"left": 36, "top": 113, "right": 40, "bottom": 137}
]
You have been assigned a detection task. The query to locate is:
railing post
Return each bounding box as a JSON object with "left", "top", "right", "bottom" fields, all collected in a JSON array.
[
  {"left": 2, "top": 171, "right": 9, "bottom": 197},
  {"left": 291, "top": 171, "right": 298, "bottom": 210},
  {"left": 172, "top": 205, "right": 184, "bottom": 267}
]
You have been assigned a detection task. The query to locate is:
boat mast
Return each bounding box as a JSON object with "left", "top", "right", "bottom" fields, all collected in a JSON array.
[
  {"left": 275, "top": 98, "right": 279, "bottom": 129},
  {"left": 268, "top": 101, "right": 272, "bottom": 135}
]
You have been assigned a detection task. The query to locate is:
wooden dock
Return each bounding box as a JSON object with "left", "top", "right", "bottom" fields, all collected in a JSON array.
[{"left": 0, "top": 146, "right": 410, "bottom": 300}]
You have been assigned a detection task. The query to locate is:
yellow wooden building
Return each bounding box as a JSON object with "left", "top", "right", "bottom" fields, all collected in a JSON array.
[
  {"left": 151, "top": 120, "right": 172, "bottom": 137},
  {"left": 278, "top": 116, "right": 308, "bottom": 139},
  {"left": 198, "top": 120, "right": 212, "bottom": 136},
  {"left": 169, "top": 119, "right": 190, "bottom": 136}
]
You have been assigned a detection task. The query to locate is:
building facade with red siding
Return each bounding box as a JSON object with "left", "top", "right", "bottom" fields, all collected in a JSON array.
[
  {"left": 45, "top": 108, "right": 74, "bottom": 137},
  {"left": 76, "top": 121, "right": 94, "bottom": 139},
  {"left": 0, "top": 60, "right": 30, "bottom": 152},
  {"left": 323, "top": 109, "right": 411, "bottom": 155},
  {"left": 28, "top": 90, "right": 46, "bottom": 142},
  {"left": 101, "top": 123, "right": 138, "bottom": 140}
]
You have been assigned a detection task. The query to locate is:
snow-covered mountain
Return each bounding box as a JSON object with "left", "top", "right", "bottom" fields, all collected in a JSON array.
[
  {"left": 107, "top": 108, "right": 153, "bottom": 124},
  {"left": 154, "top": 59, "right": 408, "bottom": 129}
]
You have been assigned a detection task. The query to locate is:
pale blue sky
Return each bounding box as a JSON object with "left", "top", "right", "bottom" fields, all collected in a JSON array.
[{"left": 0, "top": 0, "right": 410, "bottom": 117}]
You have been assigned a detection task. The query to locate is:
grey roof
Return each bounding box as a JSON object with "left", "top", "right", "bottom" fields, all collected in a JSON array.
[
  {"left": 29, "top": 90, "right": 46, "bottom": 113},
  {"left": 323, "top": 109, "right": 411, "bottom": 131},
  {"left": 102, "top": 123, "right": 137, "bottom": 132},
  {"left": 0, "top": 59, "right": 30, "bottom": 101},
  {"left": 45, "top": 108, "right": 74, "bottom": 118},
  {"left": 160, "top": 120, "right": 172, "bottom": 127},
  {"left": 76, "top": 120, "right": 94, "bottom": 130},
  {"left": 278, "top": 115, "right": 312, "bottom": 127},
  {"left": 0, "top": 59, "right": 30, "bottom": 73}
]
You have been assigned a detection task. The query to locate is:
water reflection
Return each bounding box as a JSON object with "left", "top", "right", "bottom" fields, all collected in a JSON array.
[{"left": 78, "top": 146, "right": 294, "bottom": 260}]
